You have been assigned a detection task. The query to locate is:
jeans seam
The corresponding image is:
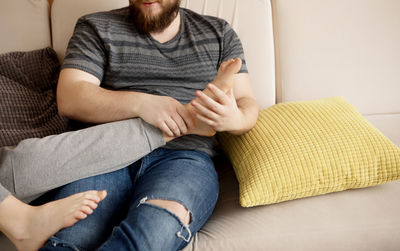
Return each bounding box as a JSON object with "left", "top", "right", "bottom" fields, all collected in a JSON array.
[{"left": 136, "top": 155, "right": 147, "bottom": 179}]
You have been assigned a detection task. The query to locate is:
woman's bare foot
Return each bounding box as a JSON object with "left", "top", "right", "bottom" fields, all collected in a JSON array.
[
  {"left": 0, "top": 191, "right": 107, "bottom": 251},
  {"left": 184, "top": 58, "right": 243, "bottom": 136},
  {"left": 163, "top": 58, "right": 242, "bottom": 142},
  {"left": 204, "top": 57, "right": 242, "bottom": 96}
]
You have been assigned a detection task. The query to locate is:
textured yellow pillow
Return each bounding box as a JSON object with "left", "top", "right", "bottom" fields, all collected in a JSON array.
[{"left": 217, "top": 97, "right": 400, "bottom": 207}]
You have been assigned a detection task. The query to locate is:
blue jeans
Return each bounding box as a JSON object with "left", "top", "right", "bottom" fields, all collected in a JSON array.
[{"left": 38, "top": 148, "right": 219, "bottom": 251}]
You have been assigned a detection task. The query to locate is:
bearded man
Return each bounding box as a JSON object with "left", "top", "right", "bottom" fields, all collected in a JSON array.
[{"left": 37, "top": 0, "right": 259, "bottom": 250}]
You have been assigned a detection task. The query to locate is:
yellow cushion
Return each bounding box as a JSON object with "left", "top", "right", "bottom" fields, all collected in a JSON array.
[{"left": 217, "top": 97, "right": 400, "bottom": 207}]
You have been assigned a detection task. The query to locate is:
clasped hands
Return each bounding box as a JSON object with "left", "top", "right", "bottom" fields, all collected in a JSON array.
[{"left": 138, "top": 84, "right": 242, "bottom": 137}]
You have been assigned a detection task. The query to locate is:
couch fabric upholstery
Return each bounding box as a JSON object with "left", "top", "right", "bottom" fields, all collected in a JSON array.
[
  {"left": 0, "top": 0, "right": 51, "bottom": 54},
  {"left": 0, "top": 0, "right": 399, "bottom": 250},
  {"left": 272, "top": 0, "right": 400, "bottom": 146},
  {"left": 0, "top": 48, "right": 70, "bottom": 147}
]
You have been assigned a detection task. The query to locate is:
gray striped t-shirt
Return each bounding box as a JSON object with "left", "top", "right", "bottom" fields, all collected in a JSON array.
[{"left": 62, "top": 7, "right": 248, "bottom": 156}]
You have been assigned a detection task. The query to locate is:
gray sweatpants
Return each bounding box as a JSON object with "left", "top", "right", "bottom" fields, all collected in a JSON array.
[{"left": 0, "top": 118, "right": 165, "bottom": 203}]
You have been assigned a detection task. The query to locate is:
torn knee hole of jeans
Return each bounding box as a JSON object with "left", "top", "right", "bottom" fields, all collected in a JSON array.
[
  {"left": 137, "top": 197, "right": 192, "bottom": 223},
  {"left": 137, "top": 196, "right": 193, "bottom": 243}
]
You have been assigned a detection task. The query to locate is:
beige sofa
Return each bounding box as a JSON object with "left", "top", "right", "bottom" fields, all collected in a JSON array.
[{"left": 1, "top": 0, "right": 400, "bottom": 250}]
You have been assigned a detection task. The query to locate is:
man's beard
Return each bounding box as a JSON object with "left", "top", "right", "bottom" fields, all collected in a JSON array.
[{"left": 130, "top": 0, "right": 181, "bottom": 34}]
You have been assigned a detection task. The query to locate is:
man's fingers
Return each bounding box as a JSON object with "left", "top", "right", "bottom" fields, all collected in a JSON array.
[
  {"left": 206, "top": 83, "right": 230, "bottom": 104},
  {"left": 195, "top": 90, "right": 222, "bottom": 113},
  {"left": 191, "top": 100, "right": 219, "bottom": 120},
  {"left": 195, "top": 112, "right": 216, "bottom": 127},
  {"left": 160, "top": 121, "right": 175, "bottom": 137},
  {"left": 165, "top": 117, "right": 181, "bottom": 137},
  {"left": 171, "top": 111, "right": 188, "bottom": 135}
]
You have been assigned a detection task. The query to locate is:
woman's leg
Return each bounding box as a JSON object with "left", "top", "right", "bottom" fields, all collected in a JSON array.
[
  {"left": 0, "top": 118, "right": 165, "bottom": 203},
  {"left": 0, "top": 118, "right": 160, "bottom": 251}
]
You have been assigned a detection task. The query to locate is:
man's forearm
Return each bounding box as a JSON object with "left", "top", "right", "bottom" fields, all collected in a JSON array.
[
  {"left": 228, "top": 97, "right": 259, "bottom": 135},
  {"left": 57, "top": 80, "right": 147, "bottom": 124},
  {"left": 57, "top": 69, "right": 195, "bottom": 136}
]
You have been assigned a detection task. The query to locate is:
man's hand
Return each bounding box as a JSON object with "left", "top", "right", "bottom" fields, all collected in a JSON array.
[
  {"left": 190, "top": 84, "right": 244, "bottom": 132},
  {"left": 137, "top": 94, "right": 195, "bottom": 137}
]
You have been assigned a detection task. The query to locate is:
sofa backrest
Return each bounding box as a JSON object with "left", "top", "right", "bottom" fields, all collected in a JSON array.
[
  {"left": 51, "top": 0, "right": 128, "bottom": 62},
  {"left": 2, "top": 0, "right": 398, "bottom": 145},
  {"left": 271, "top": 0, "right": 400, "bottom": 146},
  {"left": 271, "top": 0, "right": 400, "bottom": 115},
  {"left": 0, "top": 0, "right": 51, "bottom": 54},
  {"left": 51, "top": 0, "right": 276, "bottom": 109}
]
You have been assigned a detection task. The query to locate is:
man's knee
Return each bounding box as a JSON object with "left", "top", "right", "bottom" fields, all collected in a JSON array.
[{"left": 146, "top": 199, "right": 191, "bottom": 226}]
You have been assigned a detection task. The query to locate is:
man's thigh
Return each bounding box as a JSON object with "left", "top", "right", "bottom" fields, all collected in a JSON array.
[
  {"left": 99, "top": 149, "right": 220, "bottom": 251},
  {"left": 133, "top": 149, "right": 220, "bottom": 229},
  {"left": 38, "top": 163, "right": 138, "bottom": 251}
]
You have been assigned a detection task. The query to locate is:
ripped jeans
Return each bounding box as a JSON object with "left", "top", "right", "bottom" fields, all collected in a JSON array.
[{"left": 38, "top": 148, "right": 219, "bottom": 251}]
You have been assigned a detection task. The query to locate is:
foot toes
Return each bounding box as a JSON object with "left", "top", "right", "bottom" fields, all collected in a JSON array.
[
  {"left": 223, "top": 58, "right": 242, "bottom": 75},
  {"left": 232, "top": 58, "right": 242, "bottom": 71},
  {"left": 219, "top": 60, "right": 231, "bottom": 71},
  {"left": 219, "top": 58, "right": 242, "bottom": 75},
  {"left": 85, "top": 190, "right": 101, "bottom": 195},
  {"left": 98, "top": 190, "right": 107, "bottom": 201},
  {"left": 75, "top": 211, "right": 87, "bottom": 220},
  {"left": 84, "top": 200, "right": 98, "bottom": 210},
  {"left": 80, "top": 190, "right": 107, "bottom": 203},
  {"left": 81, "top": 205, "right": 93, "bottom": 215},
  {"left": 82, "top": 193, "right": 100, "bottom": 203}
]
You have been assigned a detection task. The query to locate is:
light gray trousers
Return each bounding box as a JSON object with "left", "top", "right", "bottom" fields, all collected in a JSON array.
[{"left": 0, "top": 119, "right": 165, "bottom": 203}]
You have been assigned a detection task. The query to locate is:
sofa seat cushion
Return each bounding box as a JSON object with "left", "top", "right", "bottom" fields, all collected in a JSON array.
[
  {"left": 1, "top": 164, "right": 399, "bottom": 250},
  {"left": 183, "top": 164, "right": 400, "bottom": 251}
]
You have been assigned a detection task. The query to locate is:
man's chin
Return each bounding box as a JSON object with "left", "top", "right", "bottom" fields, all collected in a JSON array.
[
  {"left": 140, "top": 4, "right": 162, "bottom": 16},
  {"left": 130, "top": 0, "right": 180, "bottom": 34}
]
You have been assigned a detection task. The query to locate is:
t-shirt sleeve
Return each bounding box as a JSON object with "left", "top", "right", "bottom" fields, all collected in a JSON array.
[
  {"left": 62, "top": 17, "right": 107, "bottom": 81},
  {"left": 221, "top": 22, "right": 248, "bottom": 74}
]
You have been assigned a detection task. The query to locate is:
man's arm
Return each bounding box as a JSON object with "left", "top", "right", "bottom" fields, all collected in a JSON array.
[
  {"left": 190, "top": 73, "right": 259, "bottom": 135},
  {"left": 57, "top": 68, "right": 194, "bottom": 137},
  {"left": 57, "top": 68, "right": 144, "bottom": 123},
  {"left": 227, "top": 73, "right": 259, "bottom": 135}
]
